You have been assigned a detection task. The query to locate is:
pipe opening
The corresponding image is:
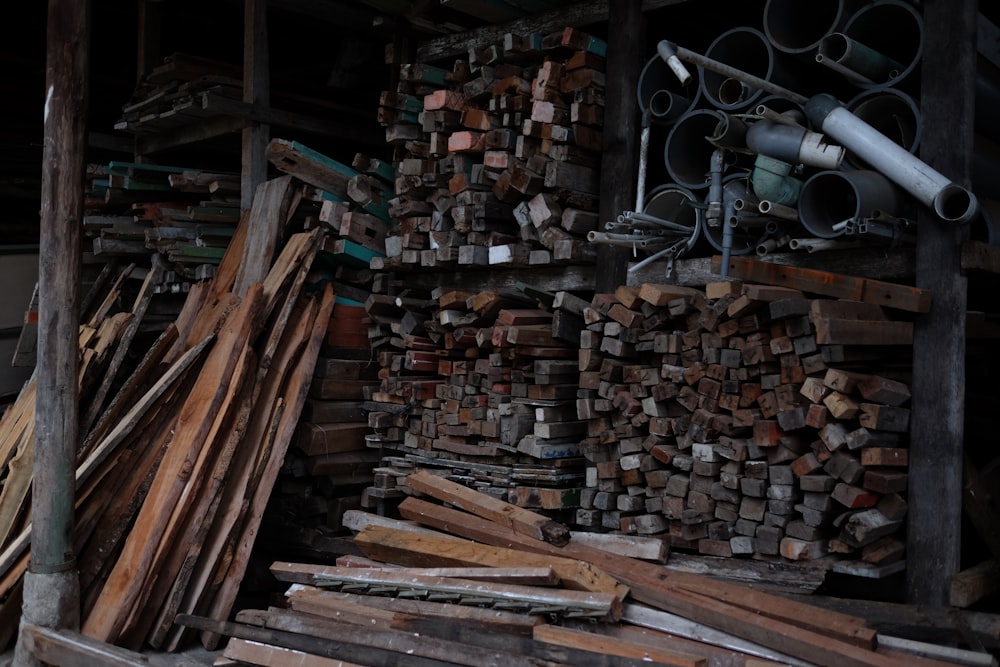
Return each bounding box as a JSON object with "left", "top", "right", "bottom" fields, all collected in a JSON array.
[
  {"left": 702, "top": 173, "right": 767, "bottom": 254},
  {"left": 638, "top": 51, "right": 700, "bottom": 124},
  {"left": 700, "top": 28, "right": 776, "bottom": 111},
  {"left": 763, "top": 0, "right": 846, "bottom": 54},
  {"left": 664, "top": 109, "right": 726, "bottom": 189},
  {"left": 933, "top": 185, "right": 979, "bottom": 225},
  {"left": 799, "top": 169, "right": 903, "bottom": 238},
  {"left": 841, "top": 0, "right": 924, "bottom": 89}
]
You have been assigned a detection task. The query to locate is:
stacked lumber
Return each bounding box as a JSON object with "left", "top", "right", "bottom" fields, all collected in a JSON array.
[
  {"left": 573, "top": 278, "right": 917, "bottom": 574},
  {"left": 362, "top": 283, "right": 589, "bottom": 512},
  {"left": 174, "top": 472, "right": 970, "bottom": 667},
  {"left": 113, "top": 52, "right": 243, "bottom": 136},
  {"left": 374, "top": 26, "right": 606, "bottom": 271},
  {"left": 0, "top": 175, "right": 337, "bottom": 653},
  {"left": 361, "top": 260, "right": 925, "bottom": 575},
  {"left": 84, "top": 160, "right": 242, "bottom": 279}
]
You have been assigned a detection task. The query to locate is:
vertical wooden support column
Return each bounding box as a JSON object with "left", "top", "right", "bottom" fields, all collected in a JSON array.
[
  {"left": 136, "top": 0, "right": 161, "bottom": 85},
  {"left": 906, "top": 0, "right": 977, "bottom": 606},
  {"left": 13, "top": 0, "right": 89, "bottom": 664},
  {"left": 595, "top": 0, "right": 644, "bottom": 293},
  {"left": 242, "top": 0, "right": 270, "bottom": 210}
]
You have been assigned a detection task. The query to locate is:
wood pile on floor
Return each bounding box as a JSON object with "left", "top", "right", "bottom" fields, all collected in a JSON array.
[
  {"left": 0, "top": 175, "right": 339, "bottom": 652},
  {"left": 362, "top": 257, "right": 926, "bottom": 577},
  {"left": 175, "top": 471, "right": 985, "bottom": 667}
]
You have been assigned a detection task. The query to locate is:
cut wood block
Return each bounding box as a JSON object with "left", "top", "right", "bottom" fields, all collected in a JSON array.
[
  {"left": 780, "top": 537, "right": 829, "bottom": 561},
  {"left": 859, "top": 404, "right": 911, "bottom": 432},
  {"left": 423, "top": 89, "right": 467, "bottom": 112},
  {"left": 832, "top": 483, "right": 880, "bottom": 509},
  {"left": 860, "top": 447, "right": 909, "bottom": 467},
  {"left": 823, "top": 391, "right": 860, "bottom": 419},
  {"left": 638, "top": 284, "right": 704, "bottom": 307},
  {"left": 857, "top": 375, "right": 911, "bottom": 406},
  {"left": 950, "top": 559, "right": 1000, "bottom": 608},
  {"left": 568, "top": 532, "right": 668, "bottom": 562}
]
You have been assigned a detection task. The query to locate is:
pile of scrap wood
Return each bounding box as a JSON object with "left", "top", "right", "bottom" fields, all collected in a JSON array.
[
  {"left": 176, "top": 470, "right": 988, "bottom": 667},
  {"left": 359, "top": 257, "right": 925, "bottom": 575},
  {"left": 0, "top": 174, "right": 337, "bottom": 652}
]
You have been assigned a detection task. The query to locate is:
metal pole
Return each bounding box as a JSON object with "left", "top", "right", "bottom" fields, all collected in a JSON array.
[{"left": 14, "top": 0, "right": 89, "bottom": 663}]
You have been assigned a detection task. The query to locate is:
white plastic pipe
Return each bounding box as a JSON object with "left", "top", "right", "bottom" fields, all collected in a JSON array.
[{"left": 805, "top": 93, "right": 978, "bottom": 224}]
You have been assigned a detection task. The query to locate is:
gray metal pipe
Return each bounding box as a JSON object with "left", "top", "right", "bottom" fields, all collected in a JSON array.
[
  {"left": 702, "top": 173, "right": 766, "bottom": 255},
  {"left": 798, "top": 169, "right": 904, "bottom": 238},
  {"left": 805, "top": 93, "right": 978, "bottom": 224},
  {"left": 818, "top": 32, "right": 903, "bottom": 86},
  {"left": 746, "top": 119, "right": 845, "bottom": 170},
  {"left": 845, "top": 87, "right": 921, "bottom": 168},
  {"left": 637, "top": 50, "right": 699, "bottom": 124}
]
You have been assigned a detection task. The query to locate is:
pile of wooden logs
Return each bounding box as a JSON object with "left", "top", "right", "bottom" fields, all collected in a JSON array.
[
  {"left": 364, "top": 259, "right": 925, "bottom": 577},
  {"left": 174, "top": 470, "right": 979, "bottom": 667},
  {"left": 374, "top": 26, "right": 606, "bottom": 271}
]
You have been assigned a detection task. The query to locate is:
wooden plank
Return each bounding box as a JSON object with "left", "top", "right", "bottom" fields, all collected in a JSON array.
[
  {"left": 712, "top": 256, "right": 931, "bottom": 313},
  {"left": 233, "top": 175, "right": 296, "bottom": 297},
  {"left": 907, "top": 0, "right": 976, "bottom": 606},
  {"left": 82, "top": 284, "right": 265, "bottom": 643},
  {"left": 20, "top": 625, "right": 151, "bottom": 667},
  {"left": 225, "top": 638, "right": 367, "bottom": 667},
  {"left": 405, "top": 469, "right": 570, "bottom": 545},
  {"left": 394, "top": 498, "right": 950, "bottom": 667},
  {"left": 347, "top": 524, "right": 626, "bottom": 597},
  {"left": 533, "top": 624, "right": 707, "bottom": 667}
]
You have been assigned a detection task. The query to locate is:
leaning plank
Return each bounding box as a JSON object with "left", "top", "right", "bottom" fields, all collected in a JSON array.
[
  {"left": 198, "top": 284, "right": 336, "bottom": 650},
  {"left": 712, "top": 255, "right": 931, "bottom": 313},
  {"left": 82, "top": 284, "right": 264, "bottom": 643},
  {"left": 266, "top": 139, "right": 357, "bottom": 198},
  {"left": 533, "top": 624, "right": 706, "bottom": 667},
  {"left": 319, "top": 566, "right": 560, "bottom": 586},
  {"left": 233, "top": 175, "right": 297, "bottom": 298},
  {"left": 270, "top": 565, "right": 618, "bottom": 620},
  {"left": 405, "top": 469, "right": 570, "bottom": 545}
]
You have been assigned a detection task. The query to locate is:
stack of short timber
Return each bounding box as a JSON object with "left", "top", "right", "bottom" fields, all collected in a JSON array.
[
  {"left": 363, "top": 258, "right": 926, "bottom": 576},
  {"left": 0, "top": 175, "right": 337, "bottom": 653},
  {"left": 83, "top": 160, "right": 242, "bottom": 285},
  {"left": 363, "top": 283, "right": 589, "bottom": 514},
  {"left": 175, "top": 470, "right": 975, "bottom": 667},
  {"left": 374, "top": 26, "right": 606, "bottom": 271}
]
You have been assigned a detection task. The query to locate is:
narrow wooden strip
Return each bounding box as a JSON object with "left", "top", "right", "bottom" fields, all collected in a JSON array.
[
  {"left": 533, "top": 624, "right": 707, "bottom": 667},
  {"left": 713, "top": 256, "right": 931, "bottom": 313},
  {"left": 224, "top": 638, "right": 367, "bottom": 667},
  {"left": 21, "top": 625, "right": 150, "bottom": 667},
  {"left": 405, "top": 469, "right": 570, "bottom": 545}
]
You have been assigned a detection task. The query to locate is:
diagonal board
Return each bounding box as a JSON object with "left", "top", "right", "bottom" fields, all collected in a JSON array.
[
  {"left": 82, "top": 283, "right": 264, "bottom": 643},
  {"left": 711, "top": 255, "right": 931, "bottom": 313}
]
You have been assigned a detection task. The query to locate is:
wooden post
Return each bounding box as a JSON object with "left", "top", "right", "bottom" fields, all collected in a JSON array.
[
  {"left": 135, "top": 0, "right": 160, "bottom": 85},
  {"left": 595, "top": 0, "right": 643, "bottom": 292},
  {"left": 14, "top": 0, "right": 88, "bottom": 664},
  {"left": 242, "top": 0, "right": 270, "bottom": 210},
  {"left": 906, "top": 0, "right": 976, "bottom": 606}
]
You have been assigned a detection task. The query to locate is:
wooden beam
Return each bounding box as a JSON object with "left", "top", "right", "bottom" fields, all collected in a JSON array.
[
  {"left": 595, "top": 0, "right": 643, "bottom": 292},
  {"left": 906, "top": 0, "right": 976, "bottom": 607},
  {"left": 242, "top": 0, "right": 270, "bottom": 210},
  {"left": 17, "top": 0, "right": 90, "bottom": 660},
  {"left": 19, "top": 625, "right": 150, "bottom": 667}
]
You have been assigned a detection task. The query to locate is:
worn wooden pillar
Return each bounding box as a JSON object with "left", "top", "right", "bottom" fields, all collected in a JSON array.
[
  {"left": 596, "top": 0, "right": 644, "bottom": 293},
  {"left": 13, "top": 0, "right": 89, "bottom": 664},
  {"left": 906, "top": 0, "right": 977, "bottom": 606},
  {"left": 241, "top": 0, "right": 270, "bottom": 210}
]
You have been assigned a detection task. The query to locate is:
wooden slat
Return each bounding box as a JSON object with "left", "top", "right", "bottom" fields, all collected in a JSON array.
[
  {"left": 533, "top": 624, "right": 707, "bottom": 667},
  {"left": 405, "top": 469, "right": 570, "bottom": 545},
  {"left": 20, "top": 625, "right": 150, "bottom": 667},
  {"left": 711, "top": 256, "right": 931, "bottom": 313}
]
